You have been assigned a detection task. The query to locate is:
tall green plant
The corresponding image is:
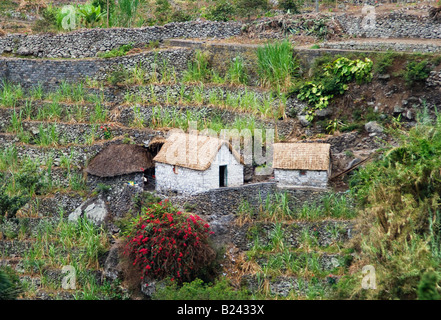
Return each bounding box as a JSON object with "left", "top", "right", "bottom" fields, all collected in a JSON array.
[
  {"left": 182, "top": 50, "right": 211, "bottom": 83},
  {"left": 117, "top": 0, "right": 139, "bottom": 27},
  {"left": 256, "top": 40, "right": 299, "bottom": 92}
]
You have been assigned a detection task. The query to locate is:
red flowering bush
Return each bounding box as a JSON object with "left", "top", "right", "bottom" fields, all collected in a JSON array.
[{"left": 123, "top": 199, "right": 216, "bottom": 283}]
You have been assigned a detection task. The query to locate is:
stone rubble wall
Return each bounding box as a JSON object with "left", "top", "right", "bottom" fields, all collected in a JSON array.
[
  {"left": 335, "top": 11, "right": 441, "bottom": 39},
  {"left": 320, "top": 40, "right": 441, "bottom": 53},
  {"left": 169, "top": 181, "right": 329, "bottom": 242},
  {"left": 274, "top": 169, "right": 329, "bottom": 188},
  {"left": 0, "top": 21, "right": 242, "bottom": 58},
  {"left": 0, "top": 47, "right": 193, "bottom": 88}
]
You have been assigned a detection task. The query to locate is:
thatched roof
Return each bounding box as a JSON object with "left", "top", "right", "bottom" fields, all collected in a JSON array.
[
  {"left": 153, "top": 132, "right": 243, "bottom": 171},
  {"left": 272, "top": 143, "right": 331, "bottom": 171},
  {"left": 86, "top": 144, "right": 154, "bottom": 177},
  {"left": 148, "top": 136, "right": 166, "bottom": 148}
]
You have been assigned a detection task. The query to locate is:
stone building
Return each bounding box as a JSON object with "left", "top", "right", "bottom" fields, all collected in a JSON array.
[
  {"left": 153, "top": 132, "right": 244, "bottom": 194},
  {"left": 272, "top": 143, "right": 332, "bottom": 188},
  {"left": 85, "top": 143, "right": 155, "bottom": 190}
]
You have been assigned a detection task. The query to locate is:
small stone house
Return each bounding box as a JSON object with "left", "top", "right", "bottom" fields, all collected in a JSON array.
[
  {"left": 153, "top": 132, "right": 244, "bottom": 194},
  {"left": 85, "top": 143, "right": 155, "bottom": 190},
  {"left": 272, "top": 143, "right": 332, "bottom": 188}
]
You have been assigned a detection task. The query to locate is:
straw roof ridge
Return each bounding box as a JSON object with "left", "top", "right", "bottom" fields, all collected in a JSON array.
[
  {"left": 86, "top": 143, "right": 154, "bottom": 178},
  {"left": 153, "top": 132, "right": 243, "bottom": 171},
  {"left": 272, "top": 142, "right": 331, "bottom": 171}
]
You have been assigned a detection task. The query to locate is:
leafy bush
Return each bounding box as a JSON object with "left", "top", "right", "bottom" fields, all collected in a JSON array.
[
  {"left": 417, "top": 271, "right": 441, "bottom": 300},
  {"left": 295, "top": 57, "right": 373, "bottom": 121},
  {"left": 296, "top": 81, "right": 333, "bottom": 121},
  {"left": 323, "top": 57, "right": 373, "bottom": 85},
  {"left": 0, "top": 185, "right": 29, "bottom": 219},
  {"left": 152, "top": 278, "right": 250, "bottom": 300},
  {"left": 235, "top": 0, "right": 269, "bottom": 19},
  {"left": 374, "top": 51, "right": 396, "bottom": 75},
  {"left": 0, "top": 268, "right": 21, "bottom": 300},
  {"left": 207, "top": 0, "right": 236, "bottom": 21},
  {"left": 279, "top": 0, "right": 301, "bottom": 13},
  {"left": 123, "top": 199, "right": 216, "bottom": 283},
  {"left": 402, "top": 59, "right": 432, "bottom": 86},
  {"left": 78, "top": 3, "right": 104, "bottom": 28}
]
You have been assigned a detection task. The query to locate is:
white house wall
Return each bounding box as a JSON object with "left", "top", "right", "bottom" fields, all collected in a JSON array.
[
  {"left": 155, "top": 144, "right": 244, "bottom": 194},
  {"left": 274, "top": 169, "right": 328, "bottom": 188}
]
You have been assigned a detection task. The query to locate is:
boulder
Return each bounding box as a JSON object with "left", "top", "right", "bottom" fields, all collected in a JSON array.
[
  {"left": 16, "top": 47, "right": 32, "bottom": 56},
  {"left": 315, "top": 108, "right": 332, "bottom": 119},
  {"left": 365, "top": 121, "right": 383, "bottom": 134},
  {"left": 68, "top": 196, "right": 109, "bottom": 226},
  {"left": 103, "top": 242, "right": 123, "bottom": 281},
  {"left": 297, "top": 115, "right": 311, "bottom": 127}
]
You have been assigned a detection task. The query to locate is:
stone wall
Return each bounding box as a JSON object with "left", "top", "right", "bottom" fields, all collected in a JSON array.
[
  {"left": 274, "top": 169, "right": 329, "bottom": 188},
  {"left": 170, "top": 181, "right": 329, "bottom": 242},
  {"left": 320, "top": 40, "right": 441, "bottom": 53},
  {"left": 336, "top": 11, "right": 441, "bottom": 39},
  {"left": 0, "top": 47, "right": 192, "bottom": 88},
  {"left": 0, "top": 21, "right": 242, "bottom": 58},
  {"left": 86, "top": 172, "right": 145, "bottom": 218}
]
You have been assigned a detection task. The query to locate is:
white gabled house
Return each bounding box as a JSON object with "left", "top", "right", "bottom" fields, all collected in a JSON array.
[
  {"left": 272, "top": 142, "right": 332, "bottom": 188},
  {"left": 153, "top": 132, "right": 244, "bottom": 194}
]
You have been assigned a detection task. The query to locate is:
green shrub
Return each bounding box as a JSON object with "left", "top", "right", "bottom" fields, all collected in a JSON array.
[
  {"left": 346, "top": 115, "right": 441, "bottom": 299},
  {"left": 0, "top": 185, "right": 29, "bottom": 219},
  {"left": 278, "top": 0, "right": 301, "bottom": 13},
  {"left": 207, "top": 0, "right": 236, "bottom": 21},
  {"left": 0, "top": 268, "right": 21, "bottom": 300},
  {"left": 235, "top": 0, "right": 269, "bottom": 19},
  {"left": 154, "top": 0, "right": 171, "bottom": 24},
  {"left": 92, "top": 0, "right": 115, "bottom": 26},
  {"left": 417, "top": 271, "right": 441, "bottom": 300},
  {"left": 324, "top": 57, "right": 373, "bottom": 84},
  {"left": 296, "top": 81, "right": 333, "bottom": 121},
  {"left": 152, "top": 278, "right": 250, "bottom": 300},
  {"left": 374, "top": 51, "right": 395, "bottom": 75},
  {"left": 402, "top": 59, "right": 432, "bottom": 86},
  {"left": 295, "top": 57, "right": 373, "bottom": 121}
]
